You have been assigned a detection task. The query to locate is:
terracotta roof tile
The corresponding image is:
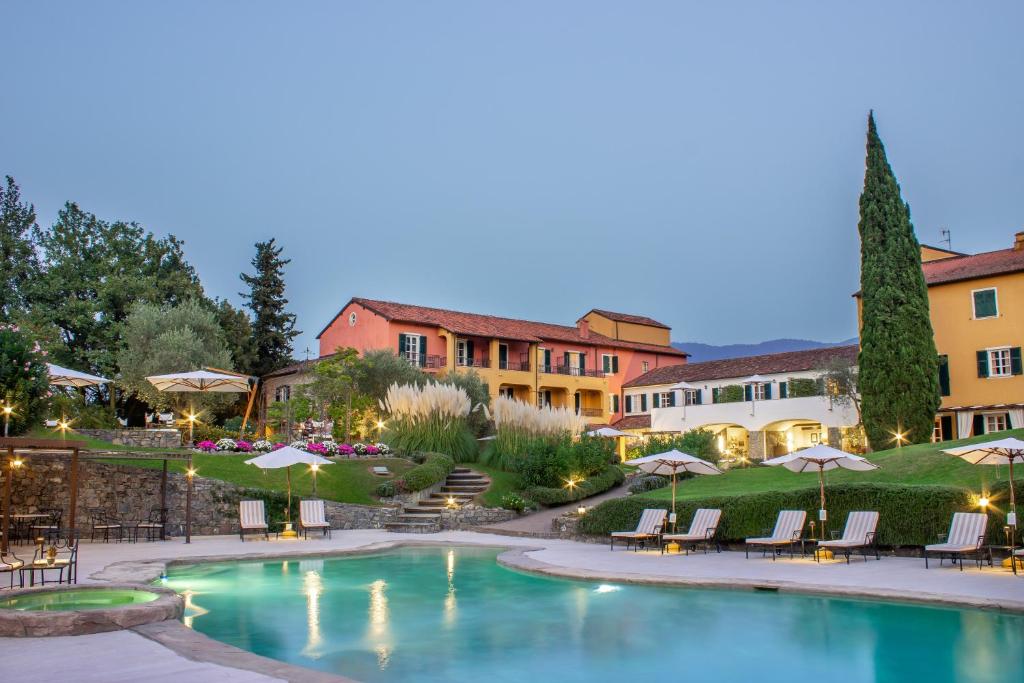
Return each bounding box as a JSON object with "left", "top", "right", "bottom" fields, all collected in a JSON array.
[
  {"left": 582, "top": 309, "right": 670, "bottom": 329},
  {"left": 624, "top": 345, "right": 858, "bottom": 387},
  {"left": 921, "top": 247, "right": 1024, "bottom": 286},
  {"left": 610, "top": 414, "right": 651, "bottom": 430},
  {"left": 324, "top": 298, "right": 687, "bottom": 356}
]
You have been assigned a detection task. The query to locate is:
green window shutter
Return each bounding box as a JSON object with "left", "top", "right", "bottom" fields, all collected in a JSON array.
[
  {"left": 466, "top": 340, "right": 474, "bottom": 365},
  {"left": 641, "top": 394, "right": 648, "bottom": 411},
  {"left": 419, "top": 335, "right": 428, "bottom": 367},
  {"left": 938, "top": 355, "right": 951, "bottom": 396},
  {"left": 695, "top": 389, "right": 702, "bottom": 405},
  {"left": 973, "top": 289, "right": 997, "bottom": 318},
  {"left": 764, "top": 384, "right": 772, "bottom": 400},
  {"left": 602, "top": 356, "right": 610, "bottom": 373},
  {"left": 563, "top": 351, "right": 570, "bottom": 370},
  {"left": 744, "top": 385, "right": 752, "bottom": 401},
  {"left": 1011, "top": 347, "right": 1023, "bottom": 375},
  {"left": 973, "top": 414, "right": 985, "bottom": 436},
  {"left": 398, "top": 333, "right": 407, "bottom": 356},
  {"left": 612, "top": 355, "right": 619, "bottom": 373},
  {"left": 612, "top": 395, "right": 619, "bottom": 413},
  {"left": 652, "top": 393, "right": 660, "bottom": 408},
  {"left": 667, "top": 392, "right": 676, "bottom": 407},
  {"left": 579, "top": 352, "right": 587, "bottom": 372},
  {"left": 976, "top": 350, "right": 989, "bottom": 378},
  {"left": 779, "top": 382, "right": 788, "bottom": 399},
  {"left": 712, "top": 387, "right": 720, "bottom": 403},
  {"left": 625, "top": 395, "right": 633, "bottom": 412},
  {"left": 544, "top": 349, "right": 551, "bottom": 369}
]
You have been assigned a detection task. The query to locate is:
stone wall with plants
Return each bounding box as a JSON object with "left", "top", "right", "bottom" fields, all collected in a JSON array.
[{"left": 77, "top": 428, "right": 182, "bottom": 449}]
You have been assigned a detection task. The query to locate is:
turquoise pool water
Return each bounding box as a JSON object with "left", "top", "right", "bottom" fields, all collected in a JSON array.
[
  {"left": 163, "top": 547, "right": 1023, "bottom": 683},
  {"left": 0, "top": 588, "right": 159, "bottom": 612}
]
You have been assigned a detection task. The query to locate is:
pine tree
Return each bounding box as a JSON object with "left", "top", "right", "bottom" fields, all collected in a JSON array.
[
  {"left": 857, "top": 112, "right": 940, "bottom": 449},
  {"left": 0, "top": 176, "right": 40, "bottom": 321},
  {"left": 240, "top": 239, "right": 299, "bottom": 377}
]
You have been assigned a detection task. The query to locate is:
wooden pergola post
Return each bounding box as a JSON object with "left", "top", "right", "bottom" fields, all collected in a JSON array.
[
  {"left": 160, "top": 458, "right": 168, "bottom": 541},
  {"left": 68, "top": 446, "right": 79, "bottom": 533},
  {"left": 2, "top": 447, "right": 12, "bottom": 554},
  {"left": 185, "top": 454, "right": 193, "bottom": 544}
]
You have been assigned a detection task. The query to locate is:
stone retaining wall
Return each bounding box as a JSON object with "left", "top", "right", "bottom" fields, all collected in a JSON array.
[
  {"left": 78, "top": 429, "right": 182, "bottom": 449},
  {"left": 441, "top": 506, "right": 517, "bottom": 530}
]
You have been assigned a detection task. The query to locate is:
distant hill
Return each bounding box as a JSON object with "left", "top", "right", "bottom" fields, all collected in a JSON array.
[{"left": 673, "top": 337, "right": 858, "bottom": 363}]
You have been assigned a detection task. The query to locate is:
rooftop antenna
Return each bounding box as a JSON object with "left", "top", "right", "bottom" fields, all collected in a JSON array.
[
  {"left": 304, "top": 346, "right": 311, "bottom": 363},
  {"left": 940, "top": 228, "right": 952, "bottom": 251}
]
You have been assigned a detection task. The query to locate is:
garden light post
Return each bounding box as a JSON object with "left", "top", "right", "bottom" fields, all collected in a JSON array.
[
  {"left": 310, "top": 463, "right": 319, "bottom": 498},
  {"left": 185, "top": 458, "right": 195, "bottom": 544},
  {"left": 1, "top": 403, "right": 13, "bottom": 437}
]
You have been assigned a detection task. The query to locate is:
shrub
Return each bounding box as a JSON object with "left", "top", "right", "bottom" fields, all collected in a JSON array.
[
  {"left": 191, "top": 423, "right": 236, "bottom": 444},
  {"left": 523, "top": 465, "right": 625, "bottom": 506},
  {"left": 787, "top": 377, "right": 821, "bottom": 398},
  {"left": 513, "top": 435, "right": 616, "bottom": 488},
  {"left": 577, "top": 482, "right": 1010, "bottom": 547},
  {"left": 396, "top": 453, "right": 455, "bottom": 492},
  {"left": 236, "top": 487, "right": 296, "bottom": 528},
  {"left": 196, "top": 440, "right": 217, "bottom": 452},
  {"left": 627, "top": 430, "right": 719, "bottom": 463},
  {"left": 215, "top": 438, "right": 237, "bottom": 452},
  {"left": 715, "top": 385, "right": 744, "bottom": 403},
  {"left": 501, "top": 493, "right": 528, "bottom": 513},
  {"left": 629, "top": 475, "right": 670, "bottom": 494},
  {"left": 483, "top": 396, "right": 587, "bottom": 470},
  {"left": 376, "top": 480, "right": 397, "bottom": 498}
]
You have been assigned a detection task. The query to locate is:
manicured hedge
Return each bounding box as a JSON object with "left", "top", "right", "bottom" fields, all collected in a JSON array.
[
  {"left": 523, "top": 465, "right": 625, "bottom": 506},
  {"left": 577, "top": 482, "right": 1010, "bottom": 547},
  {"left": 397, "top": 452, "right": 455, "bottom": 492}
]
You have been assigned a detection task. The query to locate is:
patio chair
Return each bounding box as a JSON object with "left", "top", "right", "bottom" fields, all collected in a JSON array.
[
  {"left": 30, "top": 508, "right": 63, "bottom": 543},
  {"left": 299, "top": 500, "right": 331, "bottom": 539},
  {"left": 816, "top": 511, "right": 880, "bottom": 563},
  {"left": 661, "top": 508, "right": 722, "bottom": 555},
  {"left": 238, "top": 500, "right": 269, "bottom": 541},
  {"left": 610, "top": 508, "right": 667, "bottom": 551},
  {"left": 0, "top": 548, "right": 25, "bottom": 589},
  {"left": 136, "top": 507, "right": 168, "bottom": 542},
  {"left": 924, "top": 512, "right": 988, "bottom": 571},
  {"left": 88, "top": 508, "right": 122, "bottom": 543},
  {"left": 1013, "top": 547, "right": 1022, "bottom": 576},
  {"left": 745, "top": 510, "right": 807, "bottom": 560}
]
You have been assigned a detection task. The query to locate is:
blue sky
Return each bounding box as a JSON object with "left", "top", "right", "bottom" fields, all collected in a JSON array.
[{"left": 3, "top": 2, "right": 1022, "bottom": 354}]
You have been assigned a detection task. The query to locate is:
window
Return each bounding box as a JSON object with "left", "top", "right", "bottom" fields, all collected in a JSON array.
[
  {"left": 972, "top": 288, "right": 998, "bottom": 319},
  {"left": 653, "top": 391, "right": 675, "bottom": 408},
  {"left": 537, "top": 390, "right": 552, "bottom": 408},
  {"left": 456, "top": 339, "right": 475, "bottom": 367},
  {"left": 985, "top": 413, "right": 1008, "bottom": 434},
  {"left": 399, "top": 333, "right": 426, "bottom": 366},
  {"left": 499, "top": 387, "right": 514, "bottom": 399},
  {"left": 641, "top": 361, "right": 650, "bottom": 373},
  {"left": 274, "top": 385, "right": 291, "bottom": 402},
  {"left": 602, "top": 354, "right": 619, "bottom": 374},
  {"left": 751, "top": 383, "right": 766, "bottom": 401},
  {"left": 989, "top": 348, "right": 1012, "bottom": 377},
  {"left": 610, "top": 394, "right": 620, "bottom": 413},
  {"left": 683, "top": 389, "right": 699, "bottom": 406},
  {"left": 348, "top": 311, "right": 357, "bottom": 326}
]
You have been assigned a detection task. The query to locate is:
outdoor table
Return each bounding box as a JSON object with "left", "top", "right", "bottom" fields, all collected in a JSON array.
[
  {"left": 9, "top": 514, "right": 49, "bottom": 544},
  {"left": 19, "top": 559, "right": 71, "bottom": 587}
]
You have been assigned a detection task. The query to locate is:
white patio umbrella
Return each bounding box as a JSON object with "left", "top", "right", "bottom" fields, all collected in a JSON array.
[
  {"left": 246, "top": 446, "right": 335, "bottom": 537},
  {"left": 47, "top": 363, "right": 110, "bottom": 387},
  {"left": 763, "top": 444, "right": 878, "bottom": 525},
  {"left": 944, "top": 437, "right": 1024, "bottom": 526},
  {"left": 585, "top": 427, "right": 638, "bottom": 438},
  {"left": 630, "top": 449, "right": 722, "bottom": 515},
  {"left": 146, "top": 369, "right": 251, "bottom": 392}
]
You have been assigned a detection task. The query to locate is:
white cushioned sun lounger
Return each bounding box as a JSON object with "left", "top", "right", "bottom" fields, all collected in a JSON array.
[
  {"left": 610, "top": 508, "right": 667, "bottom": 551},
  {"left": 239, "top": 500, "right": 269, "bottom": 541},
  {"left": 924, "top": 512, "right": 988, "bottom": 571},
  {"left": 745, "top": 510, "right": 806, "bottom": 560},
  {"left": 661, "top": 508, "right": 722, "bottom": 554}
]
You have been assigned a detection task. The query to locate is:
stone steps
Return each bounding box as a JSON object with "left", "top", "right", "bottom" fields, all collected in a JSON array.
[{"left": 386, "top": 467, "right": 491, "bottom": 533}]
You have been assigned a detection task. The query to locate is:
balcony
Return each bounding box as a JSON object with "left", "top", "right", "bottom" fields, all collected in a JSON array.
[
  {"left": 404, "top": 353, "right": 447, "bottom": 370},
  {"left": 578, "top": 408, "right": 603, "bottom": 418},
  {"left": 543, "top": 364, "right": 605, "bottom": 378},
  {"left": 499, "top": 360, "right": 530, "bottom": 371},
  {"left": 455, "top": 356, "right": 490, "bottom": 369}
]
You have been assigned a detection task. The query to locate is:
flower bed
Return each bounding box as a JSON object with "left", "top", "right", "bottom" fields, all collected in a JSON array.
[{"left": 193, "top": 437, "right": 391, "bottom": 457}]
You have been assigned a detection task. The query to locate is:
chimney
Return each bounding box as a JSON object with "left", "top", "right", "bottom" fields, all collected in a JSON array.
[
  {"left": 1015, "top": 231, "right": 1024, "bottom": 251},
  {"left": 578, "top": 319, "right": 590, "bottom": 339}
]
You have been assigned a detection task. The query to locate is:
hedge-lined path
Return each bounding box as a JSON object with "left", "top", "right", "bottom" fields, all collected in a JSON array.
[{"left": 478, "top": 482, "right": 630, "bottom": 535}]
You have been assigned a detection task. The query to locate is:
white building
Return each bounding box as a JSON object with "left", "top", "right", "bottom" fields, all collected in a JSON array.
[{"left": 613, "top": 345, "right": 862, "bottom": 461}]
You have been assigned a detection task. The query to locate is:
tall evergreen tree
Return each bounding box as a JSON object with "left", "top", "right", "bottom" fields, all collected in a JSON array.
[
  {"left": 857, "top": 112, "right": 940, "bottom": 449},
  {"left": 0, "top": 176, "right": 40, "bottom": 321},
  {"left": 213, "top": 298, "right": 258, "bottom": 375},
  {"left": 240, "top": 239, "right": 299, "bottom": 377}
]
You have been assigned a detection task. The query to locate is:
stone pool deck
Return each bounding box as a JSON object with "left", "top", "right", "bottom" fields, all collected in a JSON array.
[{"left": 2, "top": 530, "right": 1021, "bottom": 682}]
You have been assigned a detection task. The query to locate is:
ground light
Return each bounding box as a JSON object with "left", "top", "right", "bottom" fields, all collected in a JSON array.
[
  {"left": 310, "top": 463, "right": 320, "bottom": 497},
  {"left": 1, "top": 403, "right": 14, "bottom": 437}
]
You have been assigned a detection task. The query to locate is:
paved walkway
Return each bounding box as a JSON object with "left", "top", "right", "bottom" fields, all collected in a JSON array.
[
  {"left": 480, "top": 483, "right": 630, "bottom": 534},
  {"left": 2, "top": 530, "right": 1021, "bottom": 682}
]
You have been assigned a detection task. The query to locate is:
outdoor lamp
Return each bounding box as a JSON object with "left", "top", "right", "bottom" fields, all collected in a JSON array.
[
  {"left": 1, "top": 403, "right": 13, "bottom": 438},
  {"left": 446, "top": 495, "right": 458, "bottom": 509},
  {"left": 577, "top": 505, "right": 587, "bottom": 516},
  {"left": 186, "top": 467, "right": 197, "bottom": 479},
  {"left": 978, "top": 495, "right": 990, "bottom": 509},
  {"left": 11, "top": 457, "right": 23, "bottom": 469}
]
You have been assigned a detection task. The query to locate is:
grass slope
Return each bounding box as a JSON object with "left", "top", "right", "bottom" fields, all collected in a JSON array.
[
  {"left": 641, "top": 428, "right": 1024, "bottom": 502},
  {"left": 465, "top": 463, "right": 523, "bottom": 507}
]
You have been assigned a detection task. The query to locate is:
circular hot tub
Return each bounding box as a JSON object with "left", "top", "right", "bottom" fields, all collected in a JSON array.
[{"left": 0, "top": 584, "right": 183, "bottom": 636}]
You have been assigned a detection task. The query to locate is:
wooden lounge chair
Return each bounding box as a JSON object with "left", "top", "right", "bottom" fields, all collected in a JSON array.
[
  {"left": 299, "top": 500, "right": 331, "bottom": 539},
  {"left": 817, "top": 511, "right": 880, "bottom": 563},
  {"left": 610, "top": 508, "right": 667, "bottom": 551},
  {"left": 238, "top": 500, "right": 269, "bottom": 541},
  {"left": 745, "top": 510, "right": 807, "bottom": 560},
  {"left": 661, "top": 508, "right": 722, "bottom": 555},
  {"left": 924, "top": 512, "right": 988, "bottom": 571}
]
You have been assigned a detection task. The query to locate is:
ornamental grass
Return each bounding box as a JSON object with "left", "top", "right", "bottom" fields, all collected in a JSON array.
[
  {"left": 483, "top": 396, "right": 587, "bottom": 471},
  {"left": 381, "top": 382, "right": 477, "bottom": 461}
]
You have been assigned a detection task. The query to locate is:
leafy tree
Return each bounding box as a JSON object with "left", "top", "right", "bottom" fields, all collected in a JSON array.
[
  {"left": 213, "top": 298, "right": 257, "bottom": 375},
  {"left": 240, "top": 238, "right": 299, "bottom": 377},
  {"left": 31, "top": 202, "right": 204, "bottom": 381},
  {"left": 305, "top": 348, "right": 369, "bottom": 441},
  {"left": 351, "top": 349, "right": 428, "bottom": 403},
  {"left": 116, "top": 300, "right": 234, "bottom": 414},
  {"left": 0, "top": 324, "right": 49, "bottom": 434},
  {"left": 820, "top": 358, "right": 862, "bottom": 425},
  {"left": 857, "top": 113, "right": 940, "bottom": 449},
  {"left": 439, "top": 369, "right": 491, "bottom": 436},
  {"left": 0, "top": 176, "right": 40, "bottom": 322}
]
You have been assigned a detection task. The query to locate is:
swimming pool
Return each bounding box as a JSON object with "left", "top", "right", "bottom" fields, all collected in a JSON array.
[
  {"left": 163, "top": 546, "right": 1023, "bottom": 683},
  {"left": 0, "top": 588, "right": 160, "bottom": 612}
]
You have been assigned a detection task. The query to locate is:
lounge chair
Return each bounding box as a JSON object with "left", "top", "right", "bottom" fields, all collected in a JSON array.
[
  {"left": 238, "top": 500, "right": 269, "bottom": 541},
  {"left": 924, "top": 512, "right": 988, "bottom": 571},
  {"left": 745, "top": 510, "right": 807, "bottom": 560},
  {"left": 299, "top": 500, "right": 331, "bottom": 539},
  {"left": 1013, "top": 547, "right": 1022, "bottom": 576},
  {"left": 661, "top": 508, "right": 722, "bottom": 555},
  {"left": 610, "top": 508, "right": 667, "bottom": 551},
  {"left": 816, "top": 511, "right": 880, "bottom": 563},
  {"left": 372, "top": 466, "right": 391, "bottom": 476}
]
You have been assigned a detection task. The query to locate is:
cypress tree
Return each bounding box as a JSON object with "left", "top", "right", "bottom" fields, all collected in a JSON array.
[
  {"left": 857, "top": 112, "right": 940, "bottom": 449},
  {"left": 240, "top": 238, "right": 300, "bottom": 377}
]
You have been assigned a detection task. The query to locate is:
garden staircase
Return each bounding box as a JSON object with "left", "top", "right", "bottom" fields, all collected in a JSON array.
[{"left": 384, "top": 468, "right": 489, "bottom": 533}]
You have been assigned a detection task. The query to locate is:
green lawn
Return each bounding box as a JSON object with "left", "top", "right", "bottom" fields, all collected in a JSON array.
[
  {"left": 27, "top": 426, "right": 190, "bottom": 453},
  {"left": 641, "top": 428, "right": 1024, "bottom": 501},
  {"left": 105, "top": 454, "right": 415, "bottom": 506},
  {"left": 465, "top": 462, "right": 523, "bottom": 507}
]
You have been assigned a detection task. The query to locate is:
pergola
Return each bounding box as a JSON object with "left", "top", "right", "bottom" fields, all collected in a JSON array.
[{"left": 0, "top": 437, "right": 193, "bottom": 551}]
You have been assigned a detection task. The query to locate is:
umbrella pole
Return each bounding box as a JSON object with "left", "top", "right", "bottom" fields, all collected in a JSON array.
[
  {"left": 1010, "top": 457, "right": 1017, "bottom": 522},
  {"left": 287, "top": 466, "right": 292, "bottom": 523},
  {"left": 672, "top": 471, "right": 677, "bottom": 517}
]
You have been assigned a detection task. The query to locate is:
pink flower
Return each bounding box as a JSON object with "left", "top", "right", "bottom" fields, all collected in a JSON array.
[
  {"left": 272, "top": 442, "right": 286, "bottom": 450},
  {"left": 365, "top": 445, "right": 380, "bottom": 455},
  {"left": 196, "top": 440, "right": 217, "bottom": 452},
  {"left": 235, "top": 440, "right": 253, "bottom": 452}
]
